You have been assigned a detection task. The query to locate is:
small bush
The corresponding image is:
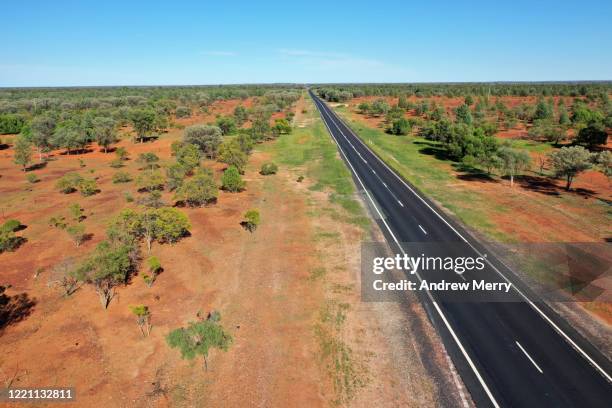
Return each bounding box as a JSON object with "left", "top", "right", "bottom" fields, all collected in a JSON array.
[
  {"left": 26, "top": 173, "right": 39, "bottom": 184},
  {"left": 221, "top": 165, "right": 245, "bottom": 192},
  {"left": 260, "top": 162, "right": 278, "bottom": 175},
  {"left": 124, "top": 191, "right": 134, "bottom": 202},
  {"left": 112, "top": 171, "right": 132, "bottom": 184},
  {"left": 297, "top": 175, "right": 304, "bottom": 182},
  {"left": 78, "top": 178, "right": 98, "bottom": 196},
  {"left": 1, "top": 219, "right": 22, "bottom": 233},
  {"left": 148, "top": 256, "right": 162, "bottom": 274},
  {"left": 110, "top": 159, "right": 123, "bottom": 168},
  {"left": 175, "top": 106, "right": 192, "bottom": 118},
  {"left": 242, "top": 209, "right": 260, "bottom": 232},
  {"left": 56, "top": 173, "right": 84, "bottom": 194},
  {"left": 49, "top": 216, "right": 67, "bottom": 229},
  {"left": 115, "top": 147, "right": 129, "bottom": 161},
  {"left": 143, "top": 256, "right": 163, "bottom": 287}
]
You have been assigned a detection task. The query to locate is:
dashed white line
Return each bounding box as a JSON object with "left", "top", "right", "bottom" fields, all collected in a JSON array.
[
  {"left": 516, "top": 341, "right": 544, "bottom": 374},
  {"left": 315, "top": 95, "right": 501, "bottom": 408},
  {"left": 419, "top": 225, "right": 427, "bottom": 234},
  {"left": 317, "top": 95, "right": 612, "bottom": 384},
  {"left": 397, "top": 200, "right": 404, "bottom": 207}
]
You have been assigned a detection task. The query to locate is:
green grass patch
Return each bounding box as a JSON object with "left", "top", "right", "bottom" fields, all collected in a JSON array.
[
  {"left": 259, "top": 99, "right": 369, "bottom": 230},
  {"left": 333, "top": 110, "right": 514, "bottom": 240}
]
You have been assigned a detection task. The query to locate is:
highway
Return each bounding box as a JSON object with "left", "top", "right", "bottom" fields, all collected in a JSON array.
[{"left": 309, "top": 91, "right": 612, "bottom": 407}]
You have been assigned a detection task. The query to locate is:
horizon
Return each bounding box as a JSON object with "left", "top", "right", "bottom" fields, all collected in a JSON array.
[
  {"left": 2, "top": 0, "right": 611, "bottom": 87},
  {"left": 1, "top": 79, "right": 611, "bottom": 91}
]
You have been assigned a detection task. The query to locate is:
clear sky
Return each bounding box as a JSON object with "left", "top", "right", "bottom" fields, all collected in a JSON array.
[{"left": 1, "top": 0, "right": 611, "bottom": 86}]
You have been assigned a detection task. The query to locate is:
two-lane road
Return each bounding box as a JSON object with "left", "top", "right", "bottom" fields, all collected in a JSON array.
[{"left": 310, "top": 91, "right": 612, "bottom": 407}]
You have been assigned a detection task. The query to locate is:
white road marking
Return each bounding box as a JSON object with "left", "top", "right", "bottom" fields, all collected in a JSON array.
[
  {"left": 419, "top": 225, "right": 427, "bottom": 234},
  {"left": 516, "top": 341, "right": 544, "bottom": 374},
  {"left": 317, "top": 96, "right": 612, "bottom": 384},
  {"left": 397, "top": 200, "right": 404, "bottom": 207},
  {"left": 313, "top": 96, "right": 501, "bottom": 408}
]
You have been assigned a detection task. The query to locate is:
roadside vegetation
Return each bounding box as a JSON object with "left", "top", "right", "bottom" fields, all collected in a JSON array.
[{"left": 315, "top": 83, "right": 611, "bottom": 242}]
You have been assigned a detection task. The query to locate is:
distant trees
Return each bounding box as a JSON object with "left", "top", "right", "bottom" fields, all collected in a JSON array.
[
  {"left": 175, "top": 106, "right": 192, "bottom": 118},
  {"left": 130, "top": 109, "right": 157, "bottom": 142},
  {"left": 183, "top": 125, "right": 223, "bottom": 159},
  {"left": 27, "top": 115, "right": 55, "bottom": 161},
  {"left": 92, "top": 117, "right": 118, "bottom": 152},
  {"left": 534, "top": 99, "right": 553, "bottom": 121},
  {"left": 52, "top": 122, "right": 88, "bottom": 154},
  {"left": 454, "top": 104, "right": 473, "bottom": 125},
  {"left": 369, "top": 99, "right": 390, "bottom": 117},
  {"left": 221, "top": 165, "right": 245, "bottom": 192},
  {"left": 216, "top": 116, "right": 237, "bottom": 135},
  {"left": 0, "top": 114, "right": 26, "bottom": 134},
  {"left": 548, "top": 146, "right": 593, "bottom": 190},
  {"left": 13, "top": 136, "right": 32, "bottom": 171},
  {"left": 528, "top": 120, "right": 565, "bottom": 145},
  {"left": 233, "top": 105, "right": 249, "bottom": 125}
]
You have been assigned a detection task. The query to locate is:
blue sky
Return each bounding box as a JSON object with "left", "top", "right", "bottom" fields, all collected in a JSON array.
[{"left": 1, "top": 0, "right": 611, "bottom": 86}]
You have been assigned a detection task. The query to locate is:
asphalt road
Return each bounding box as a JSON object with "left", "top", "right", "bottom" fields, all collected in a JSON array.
[{"left": 310, "top": 91, "right": 612, "bottom": 407}]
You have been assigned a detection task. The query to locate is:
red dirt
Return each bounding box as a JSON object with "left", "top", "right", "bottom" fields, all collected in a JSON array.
[{"left": 0, "top": 98, "right": 328, "bottom": 406}]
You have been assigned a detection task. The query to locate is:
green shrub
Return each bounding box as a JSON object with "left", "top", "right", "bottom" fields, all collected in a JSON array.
[
  {"left": 221, "top": 165, "right": 245, "bottom": 192},
  {"left": 242, "top": 209, "right": 260, "bottom": 232},
  {"left": 1, "top": 219, "right": 22, "bottom": 233},
  {"left": 112, "top": 171, "right": 132, "bottom": 184},
  {"left": 78, "top": 178, "right": 98, "bottom": 196},
  {"left": 56, "top": 173, "right": 84, "bottom": 193},
  {"left": 260, "top": 162, "right": 278, "bottom": 175},
  {"left": 143, "top": 256, "right": 162, "bottom": 287},
  {"left": 166, "top": 316, "right": 232, "bottom": 370},
  {"left": 175, "top": 106, "right": 192, "bottom": 118},
  {"left": 26, "top": 173, "right": 40, "bottom": 184},
  {"left": 174, "top": 169, "right": 218, "bottom": 206}
]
